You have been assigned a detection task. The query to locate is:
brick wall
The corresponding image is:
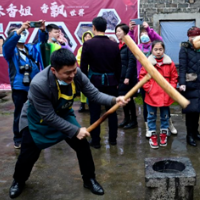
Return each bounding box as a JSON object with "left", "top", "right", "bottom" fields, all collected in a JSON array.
[{"left": 140, "top": 0, "right": 200, "bottom": 27}]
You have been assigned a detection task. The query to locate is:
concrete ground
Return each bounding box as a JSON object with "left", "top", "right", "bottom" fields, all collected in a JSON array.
[{"left": 0, "top": 92, "right": 200, "bottom": 200}]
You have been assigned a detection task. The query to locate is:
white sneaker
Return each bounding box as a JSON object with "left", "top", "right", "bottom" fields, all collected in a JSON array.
[
  {"left": 169, "top": 118, "right": 177, "bottom": 135},
  {"left": 146, "top": 130, "right": 152, "bottom": 137},
  {"left": 145, "top": 122, "right": 151, "bottom": 137}
]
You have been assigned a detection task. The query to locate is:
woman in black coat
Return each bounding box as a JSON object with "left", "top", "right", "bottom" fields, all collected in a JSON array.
[
  {"left": 115, "top": 23, "right": 138, "bottom": 129},
  {"left": 179, "top": 26, "right": 200, "bottom": 147}
]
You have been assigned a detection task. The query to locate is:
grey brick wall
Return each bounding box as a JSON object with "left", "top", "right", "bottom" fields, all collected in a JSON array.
[{"left": 140, "top": 0, "right": 200, "bottom": 27}]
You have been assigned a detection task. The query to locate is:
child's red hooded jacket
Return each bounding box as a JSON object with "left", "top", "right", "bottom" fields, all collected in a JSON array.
[{"left": 139, "top": 54, "right": 178, "bottom": 107}]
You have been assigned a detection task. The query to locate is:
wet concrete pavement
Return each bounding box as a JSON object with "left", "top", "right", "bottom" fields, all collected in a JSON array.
[{"left": 0, "top": 92, "right": 200, "bottom": 200}]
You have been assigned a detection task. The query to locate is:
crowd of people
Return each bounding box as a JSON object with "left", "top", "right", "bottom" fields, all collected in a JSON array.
[{"left": 2, "top": 16, "right": 200, "bottom": 198}]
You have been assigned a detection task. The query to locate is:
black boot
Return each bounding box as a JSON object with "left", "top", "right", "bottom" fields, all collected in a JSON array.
[
  {"left": 124, "top": 99, "right": 138, "bottom": 129},
  {"left": 195, "top": 131, "right": 200, "bottom": 140},
  {"left": 78, "top": 103, "right": 86, "bottom": 113},
  {"left": 118, "top": 105, "right": 130, "bottom": 128},
  {"left": 109, "top": 139, "right": 117, "bottom": 145},
  {"left": 89, "top": 140, "right": 101, "bottom": 149},
  {"left": 124, "top": 120, "right": 138, "bottom": 129},
  {"left": 187, "top": 127, "right": 197, "bottom": 147},
  {"left": 187, "top": 136, "right": 197, "bottom": 147},
  {"left": 118, "top": 118, "right": 130, "bottom": 128}
]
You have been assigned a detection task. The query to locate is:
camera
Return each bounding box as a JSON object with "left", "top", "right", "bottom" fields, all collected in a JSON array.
[{"left": 19, "top": 64, "right": 32, "bottom": 86}]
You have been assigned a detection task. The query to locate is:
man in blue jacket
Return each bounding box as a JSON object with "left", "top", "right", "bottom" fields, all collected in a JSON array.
[{"left": 3, "top": 20, "right": 46, "bottom": 149}]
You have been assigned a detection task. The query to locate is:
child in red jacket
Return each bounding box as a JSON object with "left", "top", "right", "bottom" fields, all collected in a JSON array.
[{"left": 139, "top": 40, "right": 178, "bottom": 149}]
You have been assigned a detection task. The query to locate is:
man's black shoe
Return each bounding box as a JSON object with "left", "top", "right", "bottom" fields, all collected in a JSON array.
[
  {"left": 78, "top": 106, "right": 86, "bottom": 113},
  {"left": 84, "top": 178, "right": 104, "bottom": 195},
  {"left": 14, "top": 142, "right": 21, "bottom": 149},
  {"left": 109, "top": 140, "right": 117, "bottom": 145},
  {"left": 78, "top": 103, "right": 86, "bottom": 113},
  {"left": 124, "top": 121, "right": 138, "bottom": 129},
  {"left": 187, "top": 136, "right": 197, "bottom": 147},
  {"left": 89, "top": 141, "right": 101, "bottom": 149},
  {"left": 9, "top": 180, "right": 25, "bottom": 199}
]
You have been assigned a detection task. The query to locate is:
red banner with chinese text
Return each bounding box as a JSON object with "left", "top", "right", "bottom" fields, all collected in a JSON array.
[{"left": 0, "top": 0, "right": 138, "bottom": 84}]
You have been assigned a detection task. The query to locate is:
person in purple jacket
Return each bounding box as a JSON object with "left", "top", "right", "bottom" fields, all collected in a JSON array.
[
  {"left": 128, "top": 20, "right": 136, "bottom": 42},
  {"left": 137, "top": 21, "right": 177, "bottom": 137},
  {"left": 137, "top": 21, "right": 163, "bottom": 78}
]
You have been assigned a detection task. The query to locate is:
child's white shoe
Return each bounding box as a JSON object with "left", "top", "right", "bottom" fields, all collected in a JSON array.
[
  {"left": 169, "top": 118, "right": 177, "bottom": 135},
  {"left": 145, "top": 122, "right": 151, "bottom": 137}
]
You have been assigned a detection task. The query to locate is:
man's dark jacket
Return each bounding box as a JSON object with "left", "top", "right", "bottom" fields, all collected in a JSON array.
[{"left": 80, "top": 35, "right": 121, "bottom": 87}]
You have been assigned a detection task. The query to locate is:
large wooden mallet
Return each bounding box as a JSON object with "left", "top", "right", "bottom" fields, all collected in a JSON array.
[{"left": 87, "top": 35, "right": 190, "bottom": 132}]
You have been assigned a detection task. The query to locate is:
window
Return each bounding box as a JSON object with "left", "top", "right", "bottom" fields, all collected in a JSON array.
[{"left": 160, "top": 21, "right": 195, "bottom": 65}]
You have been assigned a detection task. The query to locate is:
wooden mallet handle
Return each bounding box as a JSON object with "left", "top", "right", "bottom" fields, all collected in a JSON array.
[
  {"left": 123, "top": 35, "right": 190, "bottom": 109},
  {"left": 87, "top": 74, "right": 151, "bottom": 132}
]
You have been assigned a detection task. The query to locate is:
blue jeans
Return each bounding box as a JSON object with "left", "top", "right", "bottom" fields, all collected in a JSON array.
[
  {"left": 141, "top": 89, "right": 171, "bottom": 122},
  {"left": 146, "top": 104, "right": 169, "bottom": 131}
]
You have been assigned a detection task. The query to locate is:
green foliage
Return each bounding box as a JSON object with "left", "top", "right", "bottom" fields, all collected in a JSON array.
[
  {"left": 134, "top": 93, "right": 143, "bottom": 105},
  {"left": 74, "top": 96, "right": 81, "bottom": 102}
]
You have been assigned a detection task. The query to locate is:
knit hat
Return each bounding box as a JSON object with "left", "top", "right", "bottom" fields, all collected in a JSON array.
[{"left": 187, "top": 26, "right": 200, "bottom": 37}]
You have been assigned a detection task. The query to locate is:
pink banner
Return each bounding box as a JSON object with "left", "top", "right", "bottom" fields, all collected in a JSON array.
[{"left": 0, "top": 0, "right": 138, "bottom": 84}]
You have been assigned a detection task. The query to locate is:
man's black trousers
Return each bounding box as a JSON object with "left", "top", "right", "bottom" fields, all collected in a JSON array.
[
  {"left": 88, "top": 86, "right": 118, "bottom": 145},
  {"left": 13, "top": 127, "right": 95, "bottom": 183}
]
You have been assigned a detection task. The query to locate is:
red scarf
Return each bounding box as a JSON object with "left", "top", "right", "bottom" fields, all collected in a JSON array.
[
  {"left": 119, "top": 41, "right": 125, "bottom": 50},
  {"left": 155, "top": 57, "right": 164, "bottom": 66}
]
